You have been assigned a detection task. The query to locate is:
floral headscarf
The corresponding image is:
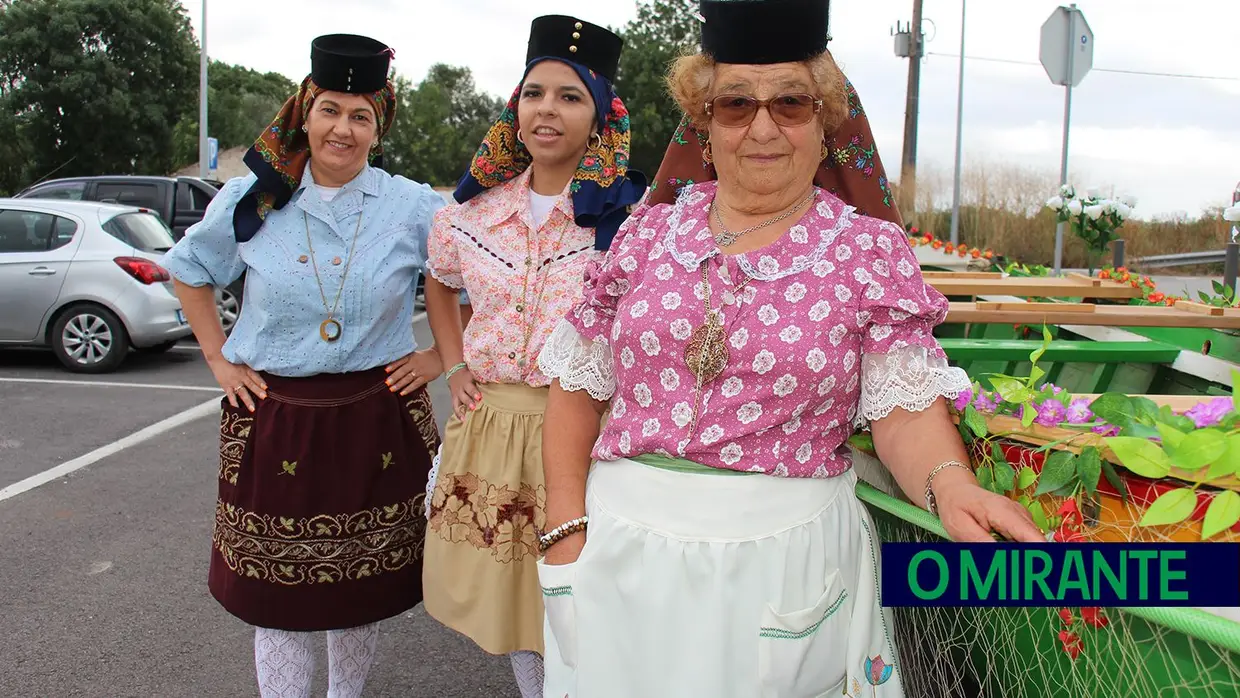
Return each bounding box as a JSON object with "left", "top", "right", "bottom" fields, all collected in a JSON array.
[
  {"left": 232, "top": 76, "right": 398, "bottom": 242},
  {"left": 451, "top": 57, "right": 647, "bottom": 251}
]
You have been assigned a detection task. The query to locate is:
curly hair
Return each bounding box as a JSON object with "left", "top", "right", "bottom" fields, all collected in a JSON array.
[{"left": 665, "top": 51, "right": 848, "bottom": 135}]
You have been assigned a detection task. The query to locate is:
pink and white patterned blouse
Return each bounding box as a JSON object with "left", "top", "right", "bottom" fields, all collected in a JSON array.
[
  {"left": 538, "top": 181, "right": 970, "bottom": 478},
  {"left": 427, "top": 169, "right": 603, "bottom": 387}
]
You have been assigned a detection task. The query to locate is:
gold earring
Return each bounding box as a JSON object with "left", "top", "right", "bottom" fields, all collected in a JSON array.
[
  {"left": 821, "top": 142, "right": 829, "bottom": 162},
  {"left": 702, "top": 140, "right": 713, "bottom": 165},
  {"left": 589, "top": 133, "right": 603, "bottom": 150},
  {"left": 516, "top": 129, "right": 525, "bottom": 144}
]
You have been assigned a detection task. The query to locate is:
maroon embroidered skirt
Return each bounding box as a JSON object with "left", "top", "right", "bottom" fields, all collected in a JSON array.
[{"left": 209, "top": 367, "right": 441, "bottom": 631}]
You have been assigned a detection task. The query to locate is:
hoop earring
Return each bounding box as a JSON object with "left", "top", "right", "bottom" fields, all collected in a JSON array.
[
  {"left": 516, "top": 129, "right": 525, "bottom": 145},
  {"left": 589, "top": 133, "right": 603, "bottom": 150},
  {"left": 702, "top": 139, "right": 713, "bottom": 165},
  {"left": 820, "top": 141, "right": 829, "bottom": 162}
]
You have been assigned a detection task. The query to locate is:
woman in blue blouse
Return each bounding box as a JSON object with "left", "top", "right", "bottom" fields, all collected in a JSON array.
[{"left": 163, "top": 34, "right": 444, "bottom": 698}]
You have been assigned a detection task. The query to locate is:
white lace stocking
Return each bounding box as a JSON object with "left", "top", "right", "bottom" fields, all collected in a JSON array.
[
  {"left": 509, "top": 650, "right": 545, "bottom": 698},
  {"left": 255, "top": 627, "right": 314, "bottom": 698},
  {"left": 326, "top": 623, "right": 380, "bottom": 698}
]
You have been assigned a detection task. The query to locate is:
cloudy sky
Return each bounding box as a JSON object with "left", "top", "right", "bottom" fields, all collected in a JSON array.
[{"left": 184, "top": 0, "right": 1240, "bottom": 219}]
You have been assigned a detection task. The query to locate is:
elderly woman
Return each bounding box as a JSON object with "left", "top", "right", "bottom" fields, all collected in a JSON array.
[
  {"left": 419, "top": 14, "right": 644, "bottom": 698},
  {"left": 162, "top": 34, "right": 445, "bottom": 698},
  {"left": 534, "top": 1, "right": 1044, "bottom": 696}
]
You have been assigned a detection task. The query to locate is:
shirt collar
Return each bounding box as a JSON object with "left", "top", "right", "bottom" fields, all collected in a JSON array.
[
  {"left": 480, "top": 168, "right": 575, "bottom": 228},
  {"left": 295, "top": 162, "right": 380, "bottom": 200}
]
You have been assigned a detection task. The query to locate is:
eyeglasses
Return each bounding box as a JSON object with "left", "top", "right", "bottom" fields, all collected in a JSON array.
[{"left": 704, "top": 93, "right": 823, "bottom": 128}]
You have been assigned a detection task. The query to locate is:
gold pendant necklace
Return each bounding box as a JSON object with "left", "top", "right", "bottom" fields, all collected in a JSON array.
[
  {"left": 304, "top": 208, "right": 363, "bottom": 343},
  {"left": 683, "top": 261, "right": 753, "bottom": 438}
]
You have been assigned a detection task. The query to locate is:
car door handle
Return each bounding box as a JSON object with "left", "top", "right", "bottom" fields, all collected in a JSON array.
[{"left": 28, "top": 267, "right": 57, "bottom": 276}]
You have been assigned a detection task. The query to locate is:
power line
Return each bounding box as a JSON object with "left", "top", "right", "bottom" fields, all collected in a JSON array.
[{"left": 926, "top": 51, "right": 1240, "bottom": 82}]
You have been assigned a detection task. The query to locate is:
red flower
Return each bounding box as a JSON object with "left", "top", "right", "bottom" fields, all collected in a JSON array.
[
  {"left": 1149, "top": 292, "right": 1165, "bottom": 303},
  {"left": 1081, "top": 607, "right": 1110, "bottom": 628},
  {"left": 1059, "top": 631, "right": 1083, "bottom": 659},
  {"left": 1053, "top": 526, "right": 1084, "bottom": 543},
  {"left": 971, "top": 249, "right": 982, "bottom": 259},
  {"left": 945, "top": 243, "right": 955, "bottom": 253},
  {"left": 984, "top": 250, "right": 994, "bottom": 259},
  {"left": 1100, "top": 270, "right": 1111, "bottom": 279},
  {"left": 932, "top": 240, "right": 943, "bottom": 249},
  {"left": 1056, "top": 499, "right": 1082, "bottom": 528},
  {"left": 1058, "top": 608, "right": 1074, "bottom": 624}
]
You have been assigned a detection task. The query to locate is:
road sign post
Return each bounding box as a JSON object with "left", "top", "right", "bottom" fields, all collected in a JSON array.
[{"left": 1040, "top": 4, "right": 1093, "bottom": 273}]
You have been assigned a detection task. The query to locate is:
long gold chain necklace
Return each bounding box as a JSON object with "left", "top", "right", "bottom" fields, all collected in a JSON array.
[
  {"left": 711, "top": 188, "right": 817, "bottom": 247},
  {"left": 303, "top": 209, "right": 364, "bottom": 342},
  {"left": 683, "top": 260, "right": 754, "bottom": 439}
]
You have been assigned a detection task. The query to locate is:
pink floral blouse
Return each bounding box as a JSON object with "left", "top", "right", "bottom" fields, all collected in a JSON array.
[
  {"left": 427, "top": 169, "right": 602, "bottom": 387},
  {"left": 538, "top": 182, "right": 970, "bottom": 478}
]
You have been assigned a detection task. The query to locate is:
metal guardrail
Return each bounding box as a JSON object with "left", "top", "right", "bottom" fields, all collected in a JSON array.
[{"left": 1130, "top": 250, "right": 1227, "bottom": 268}]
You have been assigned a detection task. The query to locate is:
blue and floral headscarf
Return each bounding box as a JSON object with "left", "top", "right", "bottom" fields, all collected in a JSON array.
[{"left": 452, "top": 57, "right": 647, "bottom": 251}]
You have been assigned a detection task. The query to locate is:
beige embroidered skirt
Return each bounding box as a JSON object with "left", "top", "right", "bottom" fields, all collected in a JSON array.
[{"left": 423, "top": 382, "right": 548, "bottom": 655}]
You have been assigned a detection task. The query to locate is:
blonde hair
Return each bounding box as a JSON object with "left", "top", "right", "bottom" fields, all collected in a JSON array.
[{"left": 665, "top": 51, "right": 849, "bottom": 135}]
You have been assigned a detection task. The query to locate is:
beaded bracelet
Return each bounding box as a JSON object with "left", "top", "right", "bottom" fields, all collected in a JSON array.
[
  {"left": 539, "top": 516, "right": 588, "bottom": 552},
  {"left": 924, "top": 460, "right": 972, "bottom": 516},
  {"left": 445, "top": 362, "right": 468, "bottom": 380}
]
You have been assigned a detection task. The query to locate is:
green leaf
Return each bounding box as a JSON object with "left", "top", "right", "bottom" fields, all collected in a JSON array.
[
  {"left": 1090, "top": 393, "right": 1138, "bottom": 429},
  {"left": 1122, "top": 422, "right": 1162, "bottom": 440},
  {"left": 1168, "top": 414, "right": 1197, "bottom": 433},
  {"left": 1021, "top": 404, "right": 1037, "bottom": 428},
  {"left": 1131, "top": 397, "right": 1161, "bottom": 425},
  {"left": 1232, "top": 369, "right": 1240, "bottom": 414},
  {"left": 1207, "top": 434, "right": 1240, "bottom": 479},
  {"left": 1027, "top": 365, "right": 1047, "bottom": 388},
  {"left": 1199, "top": 290, "right": 1212, "bottom": 304},
  {"left": 1138, "top": 489, "right": 1198, "bottom": 527},
  {"left": 848, "top": 433, "right": 875, "bottom": 452},
  {"left": 991, "top": 441, "right": 1008, "bottom": 465},
  {"left": 1017, "top": 465, "right": 1038, "bottom": 490},
  {"left": 1035, "top": 450, "right": 1078, "bottom": 496},
  {"left": 1077, "top": 447, "right": 1102, "bottom": 496},
  {"left": 1155, "top": 422, "right": 1187, "bottom": 455},
  {"left": 989, "top": 375, "right": 1035, "bottom": 404},
  {"left": 1027, "top": 501, "right": 1050, "bottom": 531},
  {"left": 1017, "top": 494, "right": 1032, "bottom": 508},
  {"left": 1100, "top": 459, "right": 1129, "bottom": 503},
  {"left": 1213, "top": 279, "right": 1226, "bottom": 295},
  {"left": 1202, "top": 491, "right": 1240, "bottom": 540},
  {"left": 994, "top": 459, "right": 1017, "bottom": 493},
  {"left": 1104, "top": 436, "right": 1173, "bottom": 479},
  {"left": 1173, "top": 429, "right": 1228, "bottom": 471},
  {"left": 976, "top": 465, "right": 994, "bottom": 493},
  {"left": 963, "top": 405, "right": 988, "bottom": 438}
]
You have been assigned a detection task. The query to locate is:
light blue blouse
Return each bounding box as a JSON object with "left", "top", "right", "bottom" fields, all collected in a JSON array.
[{"left": 163, "top": 164, "right": 445, "bottom": 377}]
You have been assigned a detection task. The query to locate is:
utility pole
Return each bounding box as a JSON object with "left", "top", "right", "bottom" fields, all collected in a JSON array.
[
  {"left": 949, "top": 0, "right": 966, "bottom": 245},
  {"left": 899, "top": 0, "right": 924, "bottom": 219},
  {"left": 198, "top": 0, "right": 209, "bottom": 179}
]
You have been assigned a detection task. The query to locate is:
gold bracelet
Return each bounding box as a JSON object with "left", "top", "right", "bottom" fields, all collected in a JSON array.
[{"left": 924, "top": 460, "right": 971, "bottom": 516}]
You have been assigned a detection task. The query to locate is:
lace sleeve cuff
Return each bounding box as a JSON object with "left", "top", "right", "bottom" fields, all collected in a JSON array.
[
  {"left": 856, "top": 345, "right": 971, "bottom": 427},
  {"left": 537, "top": 320, "right": 616, "bottom": 401},
  {"left": 426, "top": 265, "right": 464, "bottom": 289}
]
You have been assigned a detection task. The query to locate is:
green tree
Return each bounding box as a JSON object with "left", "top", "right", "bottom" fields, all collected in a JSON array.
[
  {"left": 170, "top": 60, "right": 297, "bottom": 168},
  {"left": 0, "top": 0, "right": 198, "bottom": 190},
  {"left": 612, "top": 0, "right": 700, "bottom": 177},
  {"left": 383, "top": 64, "right": 503, "bottom": 187}
]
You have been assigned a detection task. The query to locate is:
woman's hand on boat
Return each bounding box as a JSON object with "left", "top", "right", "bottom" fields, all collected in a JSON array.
[
  {"left": 447, "top": 368, "right": 482, "bottom": 420},
  {"left": 933, "top": 468, "right": 1044, "bottom": 543},
  {"left": 207, "top": 355, "right": 267, "bottom": 412},
  {"left": 542, "top": 531, "right": 585, "bottom": 566},
  {"left": 386, "top": 349, "right": 442, "bottom": 396}
]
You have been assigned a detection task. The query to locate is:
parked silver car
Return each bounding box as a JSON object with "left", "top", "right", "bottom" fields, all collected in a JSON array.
[{"left": 0, "top": 199, "right": 193, "bottom": 372}]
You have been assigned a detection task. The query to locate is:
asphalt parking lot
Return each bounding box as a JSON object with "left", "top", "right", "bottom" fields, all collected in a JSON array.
[{"left": 0, "top": 315, "right": 519, "bottom": 697}]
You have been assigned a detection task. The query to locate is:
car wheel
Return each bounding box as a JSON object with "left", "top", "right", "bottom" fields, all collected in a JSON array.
[
  {"left": 218, "top": 286, "right": 241, "bottom": 334},
  {"left": 51, "top": 304, "right": 130, "bottom": 373}
]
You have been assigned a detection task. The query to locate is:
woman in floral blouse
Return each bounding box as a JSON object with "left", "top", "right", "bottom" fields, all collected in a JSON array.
[
  {"left": 420, "top": 14, "right": 645, "bottom": 698},
  {"left": 535, "top": 1, "right": 1043, "bottom": 696}
]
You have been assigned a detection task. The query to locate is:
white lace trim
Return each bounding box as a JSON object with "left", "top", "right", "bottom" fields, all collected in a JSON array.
[
  {"left": 426, "top": 265, "right": 464, "bottom": 289},
  {"left": 856, "top": 345, "right": 971, "bottom": 427},
  {"left": 425, "top": 446, "right": 441, "bottom": 520},
  {"left": 536, "top": 319, "right": 616, "bottom": 401}
]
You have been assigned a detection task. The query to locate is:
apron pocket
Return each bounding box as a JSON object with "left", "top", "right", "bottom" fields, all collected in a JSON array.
[
  {"left": 537, "top": 557, "right": 580, "bottom": 670},
  {"left": 757, "top": 569, "right": 851, "bottom": 698}
]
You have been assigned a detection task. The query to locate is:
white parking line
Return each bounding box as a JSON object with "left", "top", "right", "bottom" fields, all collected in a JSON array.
[
  {"left": 0, "top": 377, "right": 221, "bottom": 392},
  {"left": 0, "top": 398, "right": 220, "bottom": 503}
]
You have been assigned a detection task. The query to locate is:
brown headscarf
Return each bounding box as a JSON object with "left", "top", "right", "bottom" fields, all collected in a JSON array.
[{"left": 647, "top": 75, "right": 903, "bottom": 228}]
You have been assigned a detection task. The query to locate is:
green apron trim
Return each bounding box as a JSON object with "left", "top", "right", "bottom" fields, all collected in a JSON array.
[{"left": 630, "top": 453, "right": 756, "bottom": 476}]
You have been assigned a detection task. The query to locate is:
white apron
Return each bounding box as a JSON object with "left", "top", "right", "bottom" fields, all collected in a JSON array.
[{"left": 537, "top": 456, "right": 907, "bottom": 698}]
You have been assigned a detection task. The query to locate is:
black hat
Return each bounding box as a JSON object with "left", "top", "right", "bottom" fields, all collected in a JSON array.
[
  {"left": 699, "top": 0, "right": 831, "bottom": 65},
  {"left": 526, "top": 15, "right": 623, "bottom": 83},
  {"left": 310, "top": 34, "right": 393, "bottom": 93}
]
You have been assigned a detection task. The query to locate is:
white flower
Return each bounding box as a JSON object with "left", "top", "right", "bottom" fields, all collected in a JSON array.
[
  {"left": 1046, "top": 196, "right": 1064, "bottom": 211},
  {"left": 774, "top": 374, "right": 798, "bottom": 397},
  {"left": 640, "top": 331, "right": 661, "bottom": 356},
  {"left": 813, "top": 260, "right": 836, "bottom": 277},
  {"left": 809, "top": 300, "right": 832, "bottom": 322},
  {"left": 829, "top": 324, "right": 848, "bottom": 347},
  {"left": 630, "top": 300, "right": 649, "bottom": 318},
  {"left": 834, "top": 285, "right": 852, "bottom": 302},
  {"left": 876, "top": 235, "right": 893, "bottom": 253},
  {"left": 655, "top": 263, "right": 674, "bottom": 280},
  {"left": 782, "top": 416, "right": 803, "bottom": 435},
  {"left": 700, "top": 425, "right": 724, "bottom": 445},
  {"left": 1115, "top": 202, "right": 1132, "bottom": 219},
  {"left": 721, "top": 376, "right": 744, "bottom": 397},
  {"left": 720, "top": 443, "right": 744, "bottom": 466},
  {"left": 611, "top": 396, "right": 627, "bottom": 419},
  {"left": 1224, "top": 205, "right": 1240, "bottom": 222},
  {"left": 1066, "top": 199, "right": 1083, "bottom": 216},
  {"left": 752, "top": 350, "right": 776, "bottom": 374},
  {"left": 1059, "top": 184, "right": 1075, "bottom": 198},
  {"left": 1086, "top": 187, "right": 1101, "bottom": 199},
  {"left": 633, "top": 383, "right": 653, "bottom": 407},
  {"left": 1121, "top": 194, "right": 1139, "bottom": 208},
  {"left": 1084, "top": 204, "right": 1104, "bottom": 221},
  {"left": 618, "top": 431, "right": 631, "bottom": 452},
  {"left": 796, "top": 442, "right": 814, "bottom": 464},
  {"left": 670, "top": 319, "right": 693, "bottom": 340},
  {"left": 789, "top": 225, "right": 809, "bottom": 244},
  {"left": 1100, "top": 200, "right": 1116, "bottom": 215},
  {"left": 758, "top": 256, "right": 780, "bottom": 275},
  {"left": 896, "top": 259, "right": 914, "bottom": 278},
  {"left": 619, "top": 256, "right": 639, "bottom": 273},
  {"left": 817, "top": 375, "right": 837, "bottom": 396},
  {"left": 843, "top": 350, "right": 857, "bottom": 371},
  {"left": 855, "top": 233, "right": 874, "bottom": 250},
  {"left": 835, "top": 245, "right": 853, "bottom": 262},
  {"left": 736, "top": 402, "right": 763, "bottom": 425},
  {"left": 660, "top": 368, "right": 680, "bottom": 391},
  {"left": 758, "top": 305, "right": 780, "bottom": 326},
  {"left": 806, "top": 348, "right": 828, "bottom": 372},
  {"left": 779, "top": 326, "right": 803, "bottom": 344},
  {"left": 661, "top": 292, "right": 682, "bottom": 310},
  {"left": 620, "top": 347, "right": 635, "bottom": 369},
  {"left": 784, "top": 283, "right": 807, "bottom": 303},
  {"left": 872, "top": 259, "right": 891, "bottom": 278},
  {"left": 642, "top": 418, "right": 661, "bottom": 437},
  {"left": 671, "top": 402, "right": 693, "bottom": 428},
  {"left": 730, "top": 327, "right": 749, "bottom": 349}
]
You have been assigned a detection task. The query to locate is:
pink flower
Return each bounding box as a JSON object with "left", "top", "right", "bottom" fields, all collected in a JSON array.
[
  {"left": 1091, "top": 424, "right": 1120, "bottom": 437},
  {"left": 972, "top": 391, "right": 1000, "bottom": 414},
  {"left": 953, "top": 387, "right": 974, "bottom": 412},
  {"left": 1035, "top": 400, "right": 1068, "bottom": 427},
  {"left": 1183, "top": 398, "right": 1233, "bottom": 429},
  {"left": 1066, "top": 398, "right": 1093, "bottom": 425}
]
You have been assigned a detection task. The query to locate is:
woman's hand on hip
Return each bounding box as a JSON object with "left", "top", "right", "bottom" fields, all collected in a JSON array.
[
  {"left": 542, "top": 531, "right": 585, "bottom": 566},
  {"left": 386, "top": 348, "right": 442, "bottom": 396},
  {"left": 207, "top": 355, "right": 267, "bottom": 412},
  {"left": 447, "top": 368, "right": 482, "bottom": 421},
  {"left": 933, "top": 468, "right": 1045, "bottom": 543}
]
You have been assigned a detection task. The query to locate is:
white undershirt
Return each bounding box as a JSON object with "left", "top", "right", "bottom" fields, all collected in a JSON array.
[
  {"left": 315, "top": 185, "right": 341, "bottom": 202},
  {"left": 530, "top": 191, "right": 558, "bottom": 228}
]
